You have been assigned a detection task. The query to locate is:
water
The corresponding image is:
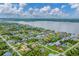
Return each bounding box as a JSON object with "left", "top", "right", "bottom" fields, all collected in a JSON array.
[
  {"left": 1, "top": 20, "right": 79, "bottom": 34},
  {"left": 17, "top": 21, "right": 79, "bottom": 34}
]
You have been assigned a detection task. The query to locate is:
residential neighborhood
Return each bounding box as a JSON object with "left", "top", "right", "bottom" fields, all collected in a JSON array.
[{"left": 0, "top": 23, "right": 79, "bottom": 56}]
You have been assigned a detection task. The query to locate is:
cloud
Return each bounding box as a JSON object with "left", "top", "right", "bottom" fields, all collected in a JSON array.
[
  {"left": 0, "top": 3, "right": 13, "bottom": 14},
  {"left": 27, "top": 6, "right": 69, "bottom": 18},
  {"left": 0, "top": 3, "right": 70, "bottom": 18},
  {"left": 69, "top": 3, "right": 79, "bottom": 9},
  {"left": 0, "top": 3, "right": 27, "bottom": 18},
  {"left": 18, "top": 3, "right": 27, "bottom": 12},
  {"left": 49, "top": 7, "right": 69, "bottom": 18},
  {"left": 27, "top": 6, "right": 51, "bottom": 17},
  {"left": 28, "top": 8, "right": 34, "bottom": 15},
  {"left": 69, "top": 3, "right": 79, "bottom": 17},
  {"left": 19, "top": 3, "right": 27, "bottom": 8},
  {"left": 40, "top": 6, "right": 51, "bottom": 13},
  {"left": 50, "top": 8, "right": 60, "bottom": 14},
  {"left": 61, "top": 5, "right": 66, "bottom": 9}
]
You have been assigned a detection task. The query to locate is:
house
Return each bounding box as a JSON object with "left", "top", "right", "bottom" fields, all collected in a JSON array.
[
  {"left": 3, "top": 52, "right": 12, "bottom": 56},
  {"left": 55, "top": 41, "right": 61, "bottom": 46},
  {"left": 48, "top": 54, "right": 57, "bottom": 56},
  {"left": 48, "top": 43, "right": 55, "bottom": 46},
  {"left": 8, "top": 40, "right": 16, "bottom": 44}
]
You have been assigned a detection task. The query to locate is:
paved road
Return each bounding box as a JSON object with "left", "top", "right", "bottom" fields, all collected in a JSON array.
[
  {"left": 37, "top": 42, "right": 60, "bottom": 54},
  {"left": 57, "top": 42, "right": 79, "bottom": 56},
  {"left": 0, "top": 35, "right": 22, "bottom": 56}
]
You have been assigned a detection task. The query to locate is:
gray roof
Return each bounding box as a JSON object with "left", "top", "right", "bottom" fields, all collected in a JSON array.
[{"left": 3, "top": 52, "right": 12, "bottom": 56}]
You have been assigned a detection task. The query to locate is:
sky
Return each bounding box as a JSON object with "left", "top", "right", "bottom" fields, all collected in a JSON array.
[{"left": 0, "top": 3, "right": 79, "bottom": 19}]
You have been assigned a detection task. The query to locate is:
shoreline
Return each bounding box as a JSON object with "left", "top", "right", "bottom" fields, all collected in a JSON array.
[
  {"left": 0, "top": 21, "right": 79, "bottom": 34},
  {"left": 17, "top": 21, "right": 79, "bottom": 35}
]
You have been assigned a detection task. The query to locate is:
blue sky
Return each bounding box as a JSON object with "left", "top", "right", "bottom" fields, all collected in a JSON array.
[{"left": 0, "top": 3, "right": 79, "bottom": 19}]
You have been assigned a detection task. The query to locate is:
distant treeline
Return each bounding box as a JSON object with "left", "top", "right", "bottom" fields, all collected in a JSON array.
[{"left": 0, "top": 18, "right": 79, "bottom": 22}]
